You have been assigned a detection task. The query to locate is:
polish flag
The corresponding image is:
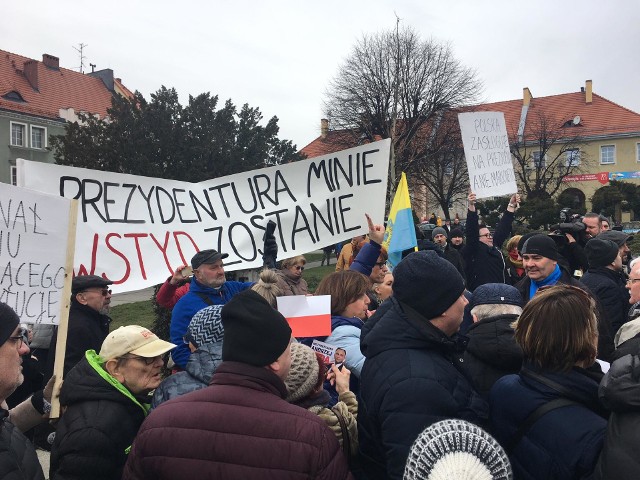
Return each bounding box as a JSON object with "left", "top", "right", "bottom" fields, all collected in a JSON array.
[{"left": 276, "top": 295, "right": 331, "bottom": 338}]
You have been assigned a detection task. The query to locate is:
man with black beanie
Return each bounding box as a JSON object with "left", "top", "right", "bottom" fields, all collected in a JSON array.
[
  {"left": 0, "top": 302, "right": 45, "bottom": 480},
  {"left": 358, "top": 251, "right": 488, "bottom": 480},
  {"left": 514, "top": 234, "right": 590, "bottom": 303},
  {"left": 124, "top": 290, "right": 351, "bottom": 480}
]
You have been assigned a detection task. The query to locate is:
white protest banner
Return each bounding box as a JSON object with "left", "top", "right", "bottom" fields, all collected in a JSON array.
[
  {"left": 18, "top": 139, "right": 390, "bottom": 292},
  {"left": 458, "top": 111, "right": 517, "bottom": 199},
  {"left": 276, "top": 294, "right": 331, "bottom": 338},
  {"left": 311, "top": 339, "right": 337, "bottom": 365},
  {"left": 0, "top": 183, "right": 74, "bottom": 325}
]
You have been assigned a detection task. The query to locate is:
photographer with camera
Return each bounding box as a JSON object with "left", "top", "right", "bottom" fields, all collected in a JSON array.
[{"left": 549, "top": 208, "right": 590, "bottom": 275}]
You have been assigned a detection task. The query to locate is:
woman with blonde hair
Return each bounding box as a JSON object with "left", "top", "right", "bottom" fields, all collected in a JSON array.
[
  {"left": 505, "top": 234, "right": 525, "bottom": 284},
  {"left": 275, "top": 255, "right": 309, "bottom": 296},
  {"left": 490, "top": 285, "right": 607, "bottom": 480}
]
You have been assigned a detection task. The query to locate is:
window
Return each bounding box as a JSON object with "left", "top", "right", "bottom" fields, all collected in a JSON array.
[
  {"left": 532, "top": 151, "right": 546, "bottom": 168},
  {"left": 10, "top": 122, "right": 27, "bottom": 147},
  {"left": 565, "top": 149, "right": 581, "bottom": 167},
  {"left": 30, "top": 126, "right": 47, "bottom": 149},
  {"left": 10, "top": 166, "right": 17, "bottom": 186},
  {"left": 600, "top": 145, "right": 615, "bottom": 164}
]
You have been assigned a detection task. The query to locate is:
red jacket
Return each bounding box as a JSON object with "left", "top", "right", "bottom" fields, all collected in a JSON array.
[
  {"left": 122, "top": 361, "right": 353, "bottom": 480},
  {"left": 155, "top": 280, "right": 189, "bottom": 309}
]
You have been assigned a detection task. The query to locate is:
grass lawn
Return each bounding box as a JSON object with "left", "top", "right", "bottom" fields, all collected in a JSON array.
[{"left": 108, "top": 262, "right": 337, "bottom": 330}]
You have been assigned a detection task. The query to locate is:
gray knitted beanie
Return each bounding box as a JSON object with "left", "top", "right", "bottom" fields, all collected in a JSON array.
[
  {"left": 285, "top": 343, "right": 321, "bottom": 403},
  {"left": 404, "top": 419, "right": 512, "bottom": 480}
]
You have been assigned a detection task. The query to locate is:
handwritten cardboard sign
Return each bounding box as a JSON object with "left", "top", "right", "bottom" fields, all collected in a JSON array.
[
  {"left": 18, "top": 139, "right": 390, "bottom": 292},
  {"left": 0, "top": 183, "right": 73, "bottom": 324},
  {"left": 458, "top": 111, "right": 517, "bottom": 199},
  {"left": 276, "top": 295, "right": 331, "bottom": 338}
]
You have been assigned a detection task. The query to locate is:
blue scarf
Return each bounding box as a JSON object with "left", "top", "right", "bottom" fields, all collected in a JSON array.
[{"left": 529, "top": 264, "right": 562, "bottom": 298}]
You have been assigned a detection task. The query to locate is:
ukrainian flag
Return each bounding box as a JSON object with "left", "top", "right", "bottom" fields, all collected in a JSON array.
[{"left": 383, "top": 172, "right": 417, "bottom": 269}]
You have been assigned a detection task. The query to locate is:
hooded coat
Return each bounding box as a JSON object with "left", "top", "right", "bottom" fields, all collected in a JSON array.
[
  {"left": 593, "top": 353, "right": 640, "bottom": 479},
  {"left": 462, "top": 313, "right": 523, "bottom": 399},
  {"left": 50, "top": 351, "right": 150, "bottom": 480},
  {"left": 357, "top": 298, "right": 488, "bottom": 480}
]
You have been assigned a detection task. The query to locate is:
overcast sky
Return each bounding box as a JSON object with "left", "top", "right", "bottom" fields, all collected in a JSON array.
[{"left": 3, "top": 1, "right": 639, "bottom": 150}]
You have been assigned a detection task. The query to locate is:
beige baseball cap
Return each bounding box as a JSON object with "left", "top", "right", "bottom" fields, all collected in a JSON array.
[{"left": 99, "top": 325, "right": 176, "bottom": 361}]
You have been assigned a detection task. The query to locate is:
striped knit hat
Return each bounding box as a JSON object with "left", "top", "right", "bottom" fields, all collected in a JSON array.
[
  {"left": 185, "top": 305, "right": 224, "bottom": 349},
  {"left": 404, "top": 419, "right": 512, "bottom": 480}
]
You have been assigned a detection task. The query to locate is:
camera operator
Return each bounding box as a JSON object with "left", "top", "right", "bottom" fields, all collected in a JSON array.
[{"left": 549, "top": 208, "right": 589, "bottom": 275}]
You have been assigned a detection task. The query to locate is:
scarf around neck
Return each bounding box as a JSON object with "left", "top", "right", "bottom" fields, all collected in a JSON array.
[{"left": 529, "top": 263, "right": 562, "bottom": 298}]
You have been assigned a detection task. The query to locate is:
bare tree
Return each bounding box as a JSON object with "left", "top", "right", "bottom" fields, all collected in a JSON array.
[
  {"left": 510, "top": 109, "right": 589, "bottom": 200},
  {"left": 324, "top": 26, "right": 482, "bottom": 205}
]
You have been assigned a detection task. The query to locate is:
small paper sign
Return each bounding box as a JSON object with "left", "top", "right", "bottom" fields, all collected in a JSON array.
[
  {"left": 276, "top": 295, "right": 331, "bottom": 337},
  {"left": 311, "top": 340, "right": 337, "bottom": 364}
]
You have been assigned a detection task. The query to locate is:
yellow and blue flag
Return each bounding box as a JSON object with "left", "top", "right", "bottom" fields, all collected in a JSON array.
[{"left": 383, "top": 172, "right": 417, "bottom": 269}]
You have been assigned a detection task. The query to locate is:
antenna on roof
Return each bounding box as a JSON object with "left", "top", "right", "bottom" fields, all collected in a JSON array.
[
  {"left": 90, "top": 63, "right": 96, "bottom": 73},
  {"left": 73, "top": 43, "right": 88, "bottom": 73}
]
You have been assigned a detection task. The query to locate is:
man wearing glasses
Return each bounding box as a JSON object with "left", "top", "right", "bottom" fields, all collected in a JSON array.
[
  {"left": 45, "top": 275, "right": 114, "bottom": 381},
  {"left": 0, "top": 302, "right": 46, "bottom": 479},
  {"left": 464, "top": 191, "right": 519, "bottom": 291}
]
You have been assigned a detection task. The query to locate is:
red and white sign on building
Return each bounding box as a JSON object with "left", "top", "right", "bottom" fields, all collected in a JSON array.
[{"left": 562, "top": 172, "right": 609, "bottom": 185}]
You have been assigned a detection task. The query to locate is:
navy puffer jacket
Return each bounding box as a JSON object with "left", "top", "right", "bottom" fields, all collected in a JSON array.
[{"left": 358, "top": 298, "right": 488, "bottom": 480}]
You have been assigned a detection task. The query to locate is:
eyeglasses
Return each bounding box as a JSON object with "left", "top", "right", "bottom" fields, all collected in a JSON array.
[
  {"left": 81, "top": 288, "right": 112, "bottom": 296},
  {"left": 627, "top": 278, "right": 640, "bottom": 285},
  {"left": 119, "top": 354, "right": 160, "bottom": 365},
  {"left": 8, "top": 328, "right": 28, "bottom": 350},
  {"left": 479, "top": 233, "right": 493, "bottom": 238},
  {"left": 294, "top": 265, "right": 305, "bottom": 271},
  {"left": 374, "top": 262, "right": 387, "bottom": 268}
]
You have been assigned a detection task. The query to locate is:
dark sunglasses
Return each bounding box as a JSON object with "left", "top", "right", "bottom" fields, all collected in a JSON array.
[
  {"left": 374, "top": 262, "right": 387, "bottom": 268},
  {"left": 294, "top": 265, "right": 305, "bottom": 271}
]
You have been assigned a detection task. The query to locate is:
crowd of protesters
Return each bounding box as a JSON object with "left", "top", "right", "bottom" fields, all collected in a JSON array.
[{"left": 3, "top": 192, "right": 640, "bottom": 480}]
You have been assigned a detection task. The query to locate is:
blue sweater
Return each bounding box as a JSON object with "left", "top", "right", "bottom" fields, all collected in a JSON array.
[{"left": 169, "top": 278, "right": 252, "bottom": 368}]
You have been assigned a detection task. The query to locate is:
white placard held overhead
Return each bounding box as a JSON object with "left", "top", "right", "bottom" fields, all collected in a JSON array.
[{"left": 458, "top": 111, "right": 517, "bottom": 199}]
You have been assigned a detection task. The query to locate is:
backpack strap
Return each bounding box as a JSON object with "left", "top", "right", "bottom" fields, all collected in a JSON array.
[
  {"left": 194, "top": 292, "right": 216, "bottom": 306},
  {"left": 505, "top": 397, "right": 582, "bottom": 453},
  {"left": 520, "top": 368, "right": 602, "bottom": 413}
]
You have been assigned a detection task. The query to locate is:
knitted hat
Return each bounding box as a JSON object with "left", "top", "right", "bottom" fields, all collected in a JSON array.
[
  {"left": 72, "top": 274, "right": 113, "bottom": 295},
  {"left": 0, "top": 302, "right": 20, "bottom": 347},
  {"left": 521, "top": 234, "right": 558, "bottom": 261},
  {"left": 598, "top": 230, "right": 633, "bottom": 247},
  {"left": 284, "top": 343, "right": 322, "bottom": 402},
  {"left": 516, "top": 232, "right": 538, "bottom": 253},
  {"left": 432, "top": 227, "right": 448, "bottom": 239},
  {"left": 470, "top": 284, "right": 523, "bottom": 309},
  {"left": 99, "top": 325, "right": 176, "bottom": 361},
  {"left": 450, "top": 228, "right": 464, "bottom": 239},
  {"left": 585, "top": 238, "right": 619, "bottom": 268},
  {"left": 393, "top": 250, "right": 465, "bottom": 319},
  {"left": 221, "top": 290, "right": 292, "bottom": 367},
  {"left": 404, "top": 419, "right": 512, "bottom": 480},
  {"left": 185, "top": 305, "right": 224, "bottom": 349},
  {"left": 191, "top": 249, "right": 229, "bottom": 269}
]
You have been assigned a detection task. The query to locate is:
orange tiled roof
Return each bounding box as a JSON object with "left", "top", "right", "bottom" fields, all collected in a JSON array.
[
  {"left": 303, "top": 89, "right": 640, "bottom": 157},
  {"left": 0, "top": 49, "right": 129, "bottom": 121}
]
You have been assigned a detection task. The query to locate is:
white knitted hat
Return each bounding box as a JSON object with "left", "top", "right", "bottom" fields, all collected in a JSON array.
[{"left": 404, "top": 419, "right": 512, "bottom": 480}]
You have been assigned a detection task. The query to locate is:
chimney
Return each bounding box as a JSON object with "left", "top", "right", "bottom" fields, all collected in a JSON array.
[
  {"left": 88, "top": 68, "right": 115, "bottom": 92},
  {"left": 585, "top": 80, "right": 593, "bottom": 104},
  {"left": 321, "top": 118, "right": 329, "bottom": 138},
  {"left": 523, "top": 87, "right": 532, "bottom": 106},
  {"left": 42, "top": 54, "right": 59, "bottom": 70},
  {"left": 23, "top": 59, "right": 39, "bottom": 91}
]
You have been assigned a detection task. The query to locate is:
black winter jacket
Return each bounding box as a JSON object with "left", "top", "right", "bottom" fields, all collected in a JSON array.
[
  {"left": 0, "top": 409, "right": 44, "bottom": 480},
  {"left": 45, "top": 300, "right": 111, "bottom": 381},
  {"left": 463, "top": 210, "right": 513, "bottom": 291},
  {"left": 462, "top": 313, "right": 522, "bottom": 399},
  {"left": 50, "top": 351, "right": 149, "bottom": 480},
  {"left": 443, "top": 244, "right": 466, "bottom": 284},
  {"left": 581, "top": 267, "right": 630, "bottom": 337},
  {"left": 358, "top": 298, "right": 488, "bottom": 480},
  {"left": 593, "top": 353, "right": 640, "bottom": 479}
]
